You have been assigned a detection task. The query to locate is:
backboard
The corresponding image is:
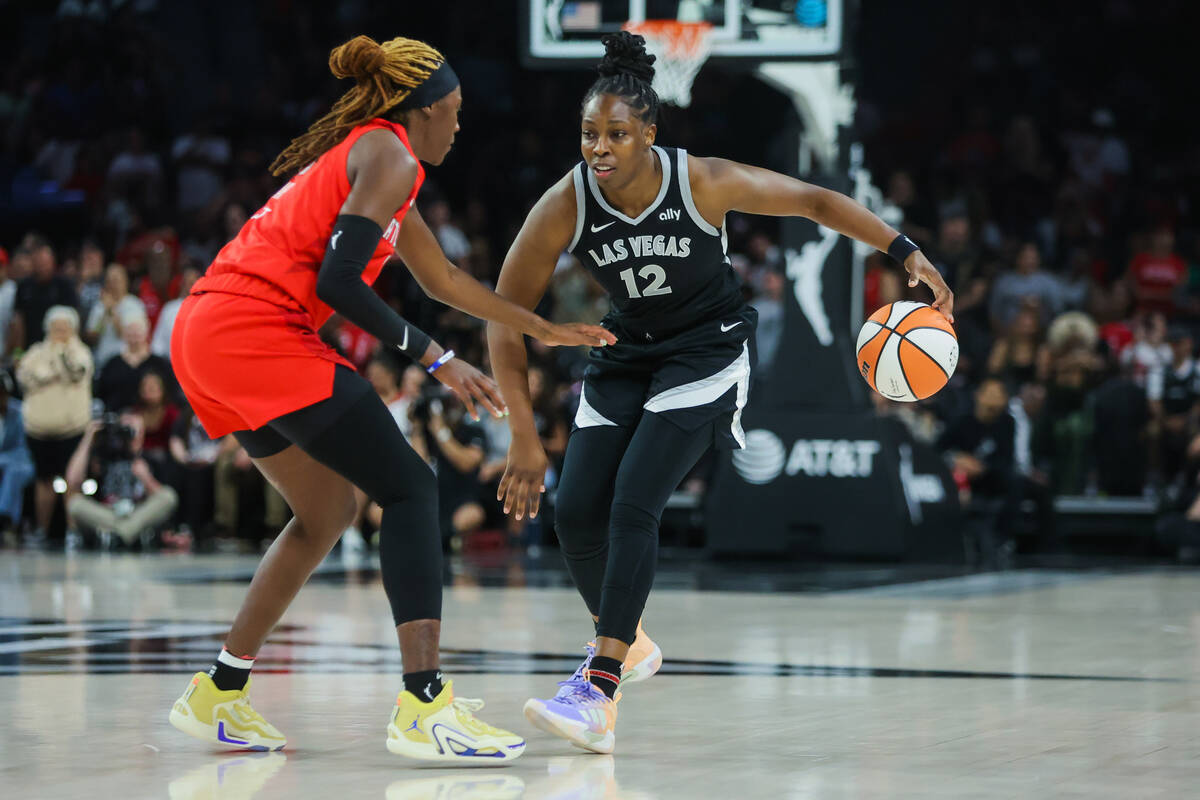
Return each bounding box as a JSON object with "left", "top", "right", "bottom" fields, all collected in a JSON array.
[{"left": 521, "top": 0, "right": 845, "bottom": 65}]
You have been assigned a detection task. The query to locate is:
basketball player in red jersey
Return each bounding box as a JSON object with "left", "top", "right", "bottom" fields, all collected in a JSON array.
[{"left": 166, "top": 35, "right": 614, "bottom": 763}]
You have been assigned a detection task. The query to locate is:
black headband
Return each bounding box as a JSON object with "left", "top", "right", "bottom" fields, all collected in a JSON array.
[{"left": 396, "top": 61, "right": 459, "bottom": 110}]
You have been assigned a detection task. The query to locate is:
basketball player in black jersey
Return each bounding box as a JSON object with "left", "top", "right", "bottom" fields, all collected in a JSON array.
[{"left": 487, "top": 32, "right": 954, "bottom": 753}]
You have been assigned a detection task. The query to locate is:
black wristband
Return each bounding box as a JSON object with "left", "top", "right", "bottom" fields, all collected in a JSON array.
[{"left": 887, "top": 233, "right": 920, "bottom": 265}]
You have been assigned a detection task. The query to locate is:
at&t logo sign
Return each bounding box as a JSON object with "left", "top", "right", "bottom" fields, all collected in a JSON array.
[{"left": 732, "top": 430, "right": 881, "bottom": 484}]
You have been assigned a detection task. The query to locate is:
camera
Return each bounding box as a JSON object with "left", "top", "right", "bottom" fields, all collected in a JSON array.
[
  {"left": 409, "top": 387, "right": 445, "bottom": 424},
  {"left": 95, "top": 412, "right": 134, "bottom": 461}
]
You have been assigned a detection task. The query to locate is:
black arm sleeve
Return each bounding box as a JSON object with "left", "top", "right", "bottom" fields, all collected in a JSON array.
[{"left": 315, "top": 214, "right": 434, "bottom": 360}]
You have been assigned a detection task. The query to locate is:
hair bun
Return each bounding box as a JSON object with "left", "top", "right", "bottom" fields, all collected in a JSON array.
[
  {"left": 329, "top": 35, "right": 387, "bottom": 81},
  {"left": 598, "top": 31, "right": 656, "bottom": 83}
]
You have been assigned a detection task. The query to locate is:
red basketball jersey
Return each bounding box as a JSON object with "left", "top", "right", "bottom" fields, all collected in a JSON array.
[{"left": 193, "top": 118, "right": 424, "bottom": 329}]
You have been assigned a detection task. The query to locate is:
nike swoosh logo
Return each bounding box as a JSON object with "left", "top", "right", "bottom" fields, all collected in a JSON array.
[
  {"left": 720, "top": 321, "right": 743, "bottom": 332},
  {"left": 399, "top": 327, "right": 409, "bottom": 350},
  {"left": 590, "top": 221, "right": 617, "bottom": 233},
  {"left": 330, "top": 231, "right": 342, "bottom": 250}
]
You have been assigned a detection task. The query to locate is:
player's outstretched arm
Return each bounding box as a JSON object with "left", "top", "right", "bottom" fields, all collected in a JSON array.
[
  {"left": 395, "top": 208, "right": 612, "bottom": 348},
  {"left": 692, "top": 156, "right": 954, "bottom": 323},
  {"left": 486, "top": 174, "right": 599, "bottom": 520}
]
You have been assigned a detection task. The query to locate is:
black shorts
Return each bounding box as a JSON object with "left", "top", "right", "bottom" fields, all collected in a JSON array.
[
  {"left": 26, "top": 433, "right": 84, "bottom": 480},
  {"left": 576, "top": 305, "right": 757, "bottom": 450}
]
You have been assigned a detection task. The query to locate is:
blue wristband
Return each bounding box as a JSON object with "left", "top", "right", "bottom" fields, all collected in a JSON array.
[
  {"left": 887, "top": 233, "right": 920, "bottom": 265},
  {"left": 426, "top": 349, "right": 456, "bottom": 374}
]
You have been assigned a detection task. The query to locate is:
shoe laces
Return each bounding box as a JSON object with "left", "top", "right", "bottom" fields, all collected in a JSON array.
[
  {"left": 555, "top": 678, "right": 605, "bottom": 705},
  {"left": 232, "top": 693, "right": 271, "bottom": 727},
  {"left": 564, "top": 643, "right": 596, "bottom": 685},
  {"left": 450, "top": 697, "right": 507, "bottom": 738}
]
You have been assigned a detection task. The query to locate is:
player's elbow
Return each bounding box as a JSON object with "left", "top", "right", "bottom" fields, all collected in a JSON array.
[{"left": 314, "top": 271, "right": 341, "bottom": 308}]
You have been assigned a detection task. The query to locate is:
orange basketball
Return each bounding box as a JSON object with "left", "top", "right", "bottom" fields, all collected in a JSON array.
[{"left": 856, "top": 301, "right": 957, "bottom": 401}]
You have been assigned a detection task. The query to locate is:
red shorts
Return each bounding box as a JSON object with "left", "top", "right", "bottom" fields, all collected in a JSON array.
[{"left": 171, "top": 291, "right": 354, "bottom": 437}]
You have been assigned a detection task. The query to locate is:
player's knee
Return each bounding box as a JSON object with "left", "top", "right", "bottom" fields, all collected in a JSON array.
[
  {"left": 373, "top": 458, "right": 436, "bottom": 508},
  {"left": 609, "top": 500, "right": 658, "bottom": 539},
  {"left": 555, "top": 502, "right": 607, "bottom": 553}
]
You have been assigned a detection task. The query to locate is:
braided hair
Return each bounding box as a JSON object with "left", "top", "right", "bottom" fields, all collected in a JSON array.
[
  {"left": 270, "top": 35, "right": 445, "bottom": 176},
  {"left": 582, "top": 31, "right": 660, "bottom": 125}
]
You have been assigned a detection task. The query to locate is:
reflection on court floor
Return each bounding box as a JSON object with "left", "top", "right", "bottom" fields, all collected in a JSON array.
[{"left": 2, "top": 553, "right": 1199, "bottom": 798}]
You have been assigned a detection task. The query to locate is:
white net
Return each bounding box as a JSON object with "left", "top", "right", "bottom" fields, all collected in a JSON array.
[{"left": 622, "top": 21, "right": 714, "bottom": 108}]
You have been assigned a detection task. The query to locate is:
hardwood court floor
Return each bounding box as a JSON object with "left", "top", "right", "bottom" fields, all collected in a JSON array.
[{"left": 1, "top": 552, "right": 1198, "bottom": 798}]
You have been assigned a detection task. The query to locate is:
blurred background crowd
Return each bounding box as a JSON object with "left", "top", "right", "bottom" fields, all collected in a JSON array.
[{"left": 0, "top": 0, "right": 1195, "bottom": 559}]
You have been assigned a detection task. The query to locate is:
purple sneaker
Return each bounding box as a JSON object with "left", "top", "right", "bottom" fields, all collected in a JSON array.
[{"left": 524, "top": 677, "right": 618, "bottom": 754}]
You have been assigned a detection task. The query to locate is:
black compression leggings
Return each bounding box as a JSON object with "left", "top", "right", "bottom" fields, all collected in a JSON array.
[
  {"left": 554, "top": 413, "right": 715, "bottom": 644},
  {"left": 235, "top": 365, "right": 442, "bottom": 625}
]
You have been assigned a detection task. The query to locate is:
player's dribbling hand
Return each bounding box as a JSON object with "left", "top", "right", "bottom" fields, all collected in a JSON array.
[
  {"left": 904, "top": 252, "right": 955, "bottom": 324},
  {"left": 498, "top": 435, "right": 548, "bottom": 520},
  {"left": 432, "top": 358, "right": 509, "bottom": 421},
  {"left": 538, "top": 322, "right": 618, "bottom": 348}
]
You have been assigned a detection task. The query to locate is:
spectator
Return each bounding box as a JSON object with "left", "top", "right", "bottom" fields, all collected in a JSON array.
[
  {"left": 1043, "top": 311, "right": 1102, "bottom": 493},
  {"left": 212, "top": 437, "right": 288, "bottom": 547},
  {"left": 928, "top": 201, "right": 979, "bottom": 294},
  {"left": 349, "top": 356, "right": 432, "bottom": 552},
  {"left": 884, "top": 169, "right": 936, "bottom": 246},
  {"left": 1153, "top": 327, "right": 1198, "bottom": 486},
  {"left": 106, "top": 128, "right": 164, "bottom": 211},
  {"left": 75, "top": 239, "right": 106, "bottom": 321},
  {"left": 1091, "top": 361, "right": 1151, "bottom": 496},
  {"left": 0, "top": 247, "right": 15, "bottom": 360},
  {"left": 413, "top": 396, "right": 488, "bottom": 547},
  {"left": 751, "top": 269, "right": 786, "bottom": 378},
  {"left": 134, "top": 371, "right": 180, "bottom": 480},
  {"left": 137, "top": 241, "right": 180, "bottom": 329},
  {"left": 323, "top": 315, "right": 377, "bottom": 371},
  {"left": 85, "top": 263, "right": 146, "bottom": 366},
  {"left": 151, "top": 265, "right": 200, "bottom": 358},
  {"left": 0, "top": 373, "right": 35, "bottom": 535},
  {"left": 528, "top": 364, "right": 569, "bottom": 473},
  {"left": 1128, "top": 227, "right": 1186, "bottom": 315},
  {"left": 938, "top": 377, "right": 1017, "bottom": 567},
  {"left": 1009, "top": 381, "right": 1056, "bottom": 546},
  {"left": 15, "top": 306, "right": 93, "bottom": 542},
  {"left": 10, "top": 236, "right": 78, "bottom": 352},
  {"left": 426, "top": 198, "right": 470, "bottom": 263},
  {"left": 1121, "top": 311, "right": 1171, "bottom": 392},
  {"left": 95, "top": 311, "right": 174, "bottom": 412},
  {"left": 168, "top": 405, "right": 221, "bottom": 547},
  {"left": 986, "top": 304, "right": 1048, "bottom": 390},
  {"left": 171, "top": 119, "right": 231, "bottom": 213},
  {"left": 65, "top": 413, "right": 178, "bottom": 548},
  {"left": 989, "top": 241, "right": 1064, "bottom": 330},
  {"left": 365, "top": 354, "right": 427, "bottom": 443}
]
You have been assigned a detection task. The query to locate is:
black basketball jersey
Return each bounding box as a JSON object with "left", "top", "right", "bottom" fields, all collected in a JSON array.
[{"left": 568, "top": 146, "right": 744, "bottom": 342}]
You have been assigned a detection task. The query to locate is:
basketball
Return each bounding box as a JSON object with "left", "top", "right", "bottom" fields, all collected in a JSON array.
[{"left": 856, "top": 301, "right": 957, "bottom": 402}]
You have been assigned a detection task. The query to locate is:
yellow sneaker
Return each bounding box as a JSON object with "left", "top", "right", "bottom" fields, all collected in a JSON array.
[
  {"left": 386, "top": 680, "right": 526, "bottom": 763},
  {"left": 168, "top": 672, "right": 286, "bottom": 751},
  {"left": 620, "top": 621, "right": 663, "bottom": 686}
]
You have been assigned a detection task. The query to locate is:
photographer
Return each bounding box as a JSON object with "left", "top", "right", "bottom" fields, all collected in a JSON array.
[
  {"left": 0, "top": 373, "right": 35, "bottom": 536},
  {"left": 411, "top": 392, "right": 490, "bottom": 548},
  {"left": 15, "top": 305, "right": 92, "bottom": 544},
  {"left": 65, "top": 412, "right": 178, "bottom": 548}
]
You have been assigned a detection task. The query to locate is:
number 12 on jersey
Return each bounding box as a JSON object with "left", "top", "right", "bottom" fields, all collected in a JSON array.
[{"left": 619, "top": 264, "right": 673, "bottom": 299}]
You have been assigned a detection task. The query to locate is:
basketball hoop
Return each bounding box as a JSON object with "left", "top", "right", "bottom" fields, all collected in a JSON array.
[{"left": 622, "top": 20, "right": 714, "bottom": 108}]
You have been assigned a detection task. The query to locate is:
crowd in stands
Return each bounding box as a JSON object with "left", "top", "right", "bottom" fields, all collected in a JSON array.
[{"left": 1, "top": 1, "right": 1196, "bottom": 560}]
